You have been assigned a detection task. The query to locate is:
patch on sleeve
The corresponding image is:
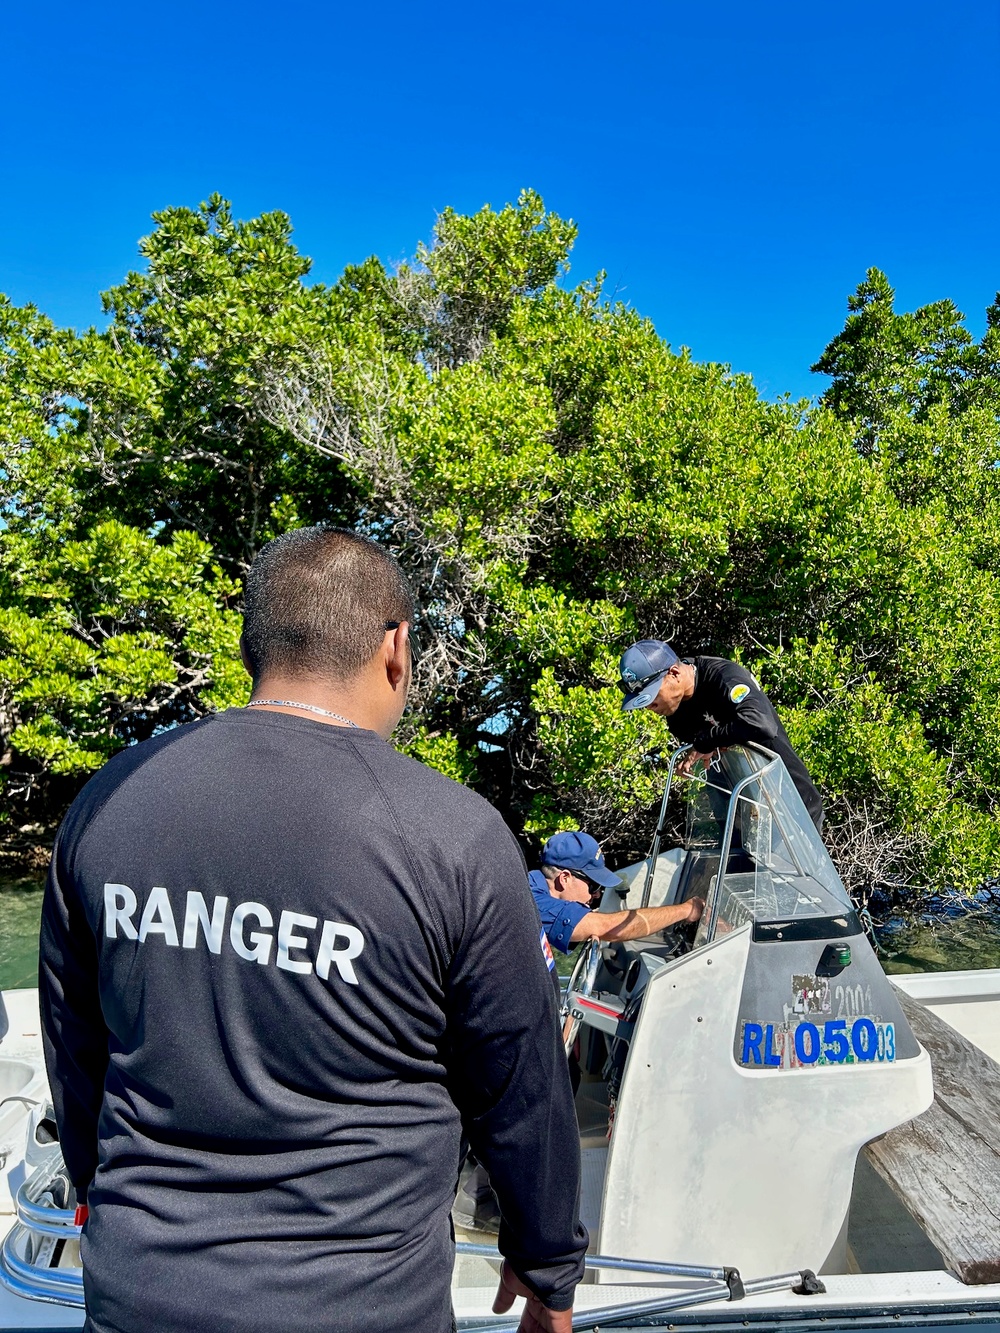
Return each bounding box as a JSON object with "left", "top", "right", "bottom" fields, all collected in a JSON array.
[
  {"left": 730, "top": 683, "right": 751, "bottom": 704},
  {"left": 540, "top": 927, "right": 556, "bottom": 971}
]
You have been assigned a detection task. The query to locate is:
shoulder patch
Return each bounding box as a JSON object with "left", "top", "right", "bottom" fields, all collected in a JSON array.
[
  {"left": 540, "top": 928, "right": 556, "bottom": 970},
  {"left": 730, "top": 683, "right": 751, "bottom": 704}
]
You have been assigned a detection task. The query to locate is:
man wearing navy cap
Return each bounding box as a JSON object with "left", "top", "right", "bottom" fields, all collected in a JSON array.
[
  {"left": 618, "top": 640, "right": 824, "bottom": 832},
  {"left": 529, "top": 830, "right": 703, "bottom": 956}
]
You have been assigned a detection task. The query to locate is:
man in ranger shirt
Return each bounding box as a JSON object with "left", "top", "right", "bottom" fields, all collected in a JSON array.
[
  {"left": 40, "top": 526, "right": 587, "bottom": 1333},
  {"left": 618, "top": 639, "right": 824, "bottom": 832},
  {"left": 530, "top": 830, "right": 703, "bottom": 954}
]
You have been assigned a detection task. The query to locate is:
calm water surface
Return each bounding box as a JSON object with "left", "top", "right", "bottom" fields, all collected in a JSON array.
[
  {"left": 0, "top": 879, "right": 45, "bottom": 989},
  {"left": 4, "top": 878, "right": 1000, "bottom": 991},
  {"left": 876, "top": 892, "right": 1000, "bottom": 974}
]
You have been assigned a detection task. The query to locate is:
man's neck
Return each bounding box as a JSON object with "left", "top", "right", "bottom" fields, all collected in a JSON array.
[
  {"left": 248, "top": 677, "right": 382, "bottom": 734},
  {"left": 682, "top": 661, "right": 698, "bottom": 701}
]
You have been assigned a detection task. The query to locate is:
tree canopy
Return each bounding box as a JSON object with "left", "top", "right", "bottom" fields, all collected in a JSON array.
[{"left": 3, "top": 194, "right": 1000, "bottom": 899}]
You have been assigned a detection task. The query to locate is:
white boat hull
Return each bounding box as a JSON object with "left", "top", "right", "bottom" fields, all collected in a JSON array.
[{"left": 4, "top": 970, "right": 1000, "bottom": 1331}]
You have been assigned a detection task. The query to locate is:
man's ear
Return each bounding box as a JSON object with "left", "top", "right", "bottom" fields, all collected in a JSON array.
[
  {"left": 239, "top": 635, "right": 253, "bottom": 679},
  {"left": 386, "top": 621, "right": 410, "bottom": 689}
]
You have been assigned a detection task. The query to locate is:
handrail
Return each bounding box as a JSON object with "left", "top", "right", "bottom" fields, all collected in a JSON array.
[
  {"left": 458, "top": 1285, "right": 735, "bottom": 1331},
  {"left": 15, "top": 1175, "right": 79, "bottom": 1238},
  {"left": 458, "top": 1240, "right": 726, "bottom": 1281},
  {"left": 454, "top": 1248, "right": 814, "bottom": 1332},
  {"left": 560, "top": 937, "right": 603, "bottom": 1054},
  {"left": 0, "top": 1160, "right": 84, "bottom": 1308},
  {"left": 0, "top": 1225, "right": 85, "bottom": 1308},
  {"left": 639, "top": 745, "right": 690, "bottom": 909},
  {"left": 704, "top": 758, "right": 779, "bottom": 943}
]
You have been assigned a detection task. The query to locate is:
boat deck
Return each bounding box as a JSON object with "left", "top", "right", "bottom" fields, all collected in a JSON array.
[{"left": 7, "top": 977, "right": 1000, "bottom": 1329}]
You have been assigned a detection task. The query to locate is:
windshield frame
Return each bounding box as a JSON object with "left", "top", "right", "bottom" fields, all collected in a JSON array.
[{"left": 646, "top": 742, "right": 852, "bottom": 945}]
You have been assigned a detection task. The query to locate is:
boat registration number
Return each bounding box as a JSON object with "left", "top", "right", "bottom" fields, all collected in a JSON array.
[{"left": 740, "top": 1017, "right": 896, "bottom": 1069}]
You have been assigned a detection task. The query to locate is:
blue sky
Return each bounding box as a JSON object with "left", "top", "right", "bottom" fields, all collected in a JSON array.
[{"left": 2, "top": 0, "right": 997, "bottom": 402}]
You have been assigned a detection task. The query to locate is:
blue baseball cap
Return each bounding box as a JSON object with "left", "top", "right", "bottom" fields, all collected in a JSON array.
[
  {"left": 618, "top": 639, "right": 680, "bottom": 711},
  {"left": 540, "top": 831, "right": 621, "bottom": 889}
]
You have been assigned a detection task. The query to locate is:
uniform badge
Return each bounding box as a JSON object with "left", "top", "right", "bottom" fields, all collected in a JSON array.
[{"left": 730, "top": 683, "right": 751, "bottom": 703}]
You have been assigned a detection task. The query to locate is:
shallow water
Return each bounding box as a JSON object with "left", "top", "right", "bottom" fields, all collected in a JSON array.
[
  {"left": 875, "top": 892, "right": 1000, "bottom": 974},
  {"left": 0, "top": 880, "right": 44, "bottom": 990}
]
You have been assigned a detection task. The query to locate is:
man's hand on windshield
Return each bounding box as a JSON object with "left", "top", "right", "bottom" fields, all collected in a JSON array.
[
  {"left": 684, "top": 896, "right": 706, "bottom": 923},
  {"left": 492, "top": 1261, "right": 574, "bottom": 1332},
  {"left": 677, "top": 749, "right": 715, "bottom": 777}
]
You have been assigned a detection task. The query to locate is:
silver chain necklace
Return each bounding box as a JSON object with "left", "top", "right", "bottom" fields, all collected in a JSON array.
[{"left": 245, "top": 700, "right": 359, "bottom": 728}]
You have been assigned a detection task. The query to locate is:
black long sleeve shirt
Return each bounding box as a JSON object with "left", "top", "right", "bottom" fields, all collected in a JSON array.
[
  {"left": 39, "top": 708, "right": 587, "bottom": 1333},
  {"left": 667, "top": 657, "right": 824, "bottom": 830}
]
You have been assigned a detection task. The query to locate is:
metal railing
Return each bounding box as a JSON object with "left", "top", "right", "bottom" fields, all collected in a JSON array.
[
  {"left": 704, "top": 758, "right": 780, "bottom": 943},
  {"left": 0, "top": 1161, "right": 84, "bottom": 1308},
  {"left": 1, "top": 1188, "right": 824, "bottom": 1326},
  {"left": 639, "top": 743, "right": 819, "bottom": 942},
  {"left": 639, "top": 745, "right": 691, "bottom": 909},
  {"left": 454, "top": 1242, "right": 820, "bottom": 1330}
]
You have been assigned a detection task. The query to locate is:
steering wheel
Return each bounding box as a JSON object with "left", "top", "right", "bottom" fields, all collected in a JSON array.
[{"left": 560, "top": 937, "right": 602, "bottom": 1055}]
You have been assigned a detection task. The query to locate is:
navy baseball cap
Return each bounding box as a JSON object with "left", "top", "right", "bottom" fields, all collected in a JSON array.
[
  {"left": 618, "top": 639, "right": 680, "bottom": 711},
  {"left": 540, "top": 831, "right": 621, "bottom": 889}
]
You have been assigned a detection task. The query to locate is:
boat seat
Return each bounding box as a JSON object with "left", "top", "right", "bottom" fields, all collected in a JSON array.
[{"left": 863, "top": 988, "right": 1000, "bottom": 1284}]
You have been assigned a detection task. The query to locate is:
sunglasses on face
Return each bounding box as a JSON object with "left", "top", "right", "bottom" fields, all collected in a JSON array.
[{"left": 574, "top": 872, "right": 604, "bottom": 898}]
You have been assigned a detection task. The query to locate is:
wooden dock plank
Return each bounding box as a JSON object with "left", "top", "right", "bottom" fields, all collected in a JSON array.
[
  {"left": 895, "top": 989, "right": 1000, "bottom": 1157},
  {"left": 863, "top": 988, "right": 1000, "bottom": 1285}
]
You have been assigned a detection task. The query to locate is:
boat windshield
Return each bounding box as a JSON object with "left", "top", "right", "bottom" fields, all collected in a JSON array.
[{"left": 682, "top": 746, "right": 854, "bottom": 946}]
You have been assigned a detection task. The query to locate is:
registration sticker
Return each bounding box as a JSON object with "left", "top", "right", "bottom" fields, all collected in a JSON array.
[
  {"left": 740, "top": 1017, "right": 896, "bottom": 1068},
  {"left": 791, "top": 972, "right": 831, "bottom": 1015}
]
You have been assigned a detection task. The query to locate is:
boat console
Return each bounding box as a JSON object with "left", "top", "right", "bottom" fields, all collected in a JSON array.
[{"left": 563, "top": 744, "right": 933, "bottom": 1280}]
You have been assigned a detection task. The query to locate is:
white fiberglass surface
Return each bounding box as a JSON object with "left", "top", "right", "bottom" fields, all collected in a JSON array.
[{"left": 0, "top": 1061, "right": 36, "bottom": 1102}]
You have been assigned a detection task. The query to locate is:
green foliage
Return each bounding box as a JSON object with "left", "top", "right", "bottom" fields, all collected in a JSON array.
[
  {"left": 0, "top": 521, "right": 243, "bottom": 823},
  {"left": 4, "top": 195, "right": 1000, "bottom": 897},
  {"left": 402, "top": 188, "right": 578, "bottom": 370},
  {"left": 1, "top": 196, "right": 361, "bottom": 568},
  {"left": 527, "top": 665, "right": 664, "bottom": 842},
  {"left": 756, "top": 637, "right": 1000, "bottom": 890},
  {"left": 812, "top": 268, "right": 1000, "bottom": 569},
  {"left": 813, "top": 268, "right": 982, "bottom": 441},
  {"left": 397, "top": 726, "right": 478, "bottom": 786}
]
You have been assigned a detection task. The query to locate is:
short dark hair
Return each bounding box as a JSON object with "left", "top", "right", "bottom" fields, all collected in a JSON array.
[{"left": 242, "top": 527, "right": 414, "bottom": 684}]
